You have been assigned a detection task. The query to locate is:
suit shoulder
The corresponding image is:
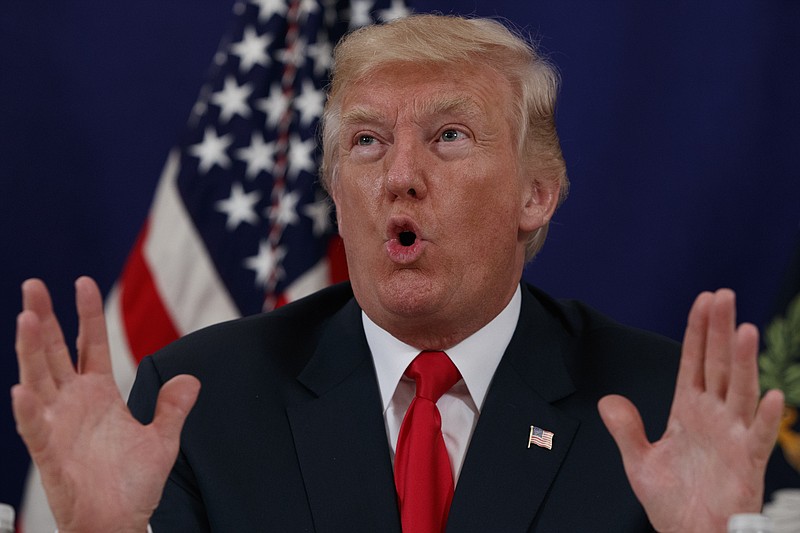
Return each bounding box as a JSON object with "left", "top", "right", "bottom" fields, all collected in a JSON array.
[
  {"left": 149, "top": 282, "right": 356, "bottom": 376},
  {"left": 524, "top": 282, "right": 679, "bottom": 355},
  {"left": 522, "top": 282, "right": 680, "bottom": 406}
]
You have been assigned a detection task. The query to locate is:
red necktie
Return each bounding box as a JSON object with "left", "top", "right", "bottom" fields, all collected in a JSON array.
[{"left": 395, "top": 351, "right": 462, "bottom": 533}]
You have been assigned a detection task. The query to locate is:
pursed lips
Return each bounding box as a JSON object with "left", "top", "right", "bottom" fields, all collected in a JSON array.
[{"left": 385, "top": 216, "right": 426, "bottom": 264}]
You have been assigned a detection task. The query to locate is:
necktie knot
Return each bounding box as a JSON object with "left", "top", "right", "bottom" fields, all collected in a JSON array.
[{"left": 406, "top": 350, "right": 461, "bottom": 402}]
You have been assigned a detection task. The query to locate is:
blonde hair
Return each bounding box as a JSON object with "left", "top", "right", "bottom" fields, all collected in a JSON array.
[{"left": 320, "top": 14, "right": 569, "bottom": 261}]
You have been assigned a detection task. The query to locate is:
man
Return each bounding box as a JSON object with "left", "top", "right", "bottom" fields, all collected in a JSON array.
[{"left": 12, "top": 14, "right": 784, "bottom": 532}]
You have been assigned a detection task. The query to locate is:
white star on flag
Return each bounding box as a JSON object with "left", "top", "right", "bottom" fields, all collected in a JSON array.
[
  {"left": 267, "top": 190, "right": 302, "bottom": 226},
  {"left": 298, "top": 0, "right": 321, "bottom": 21},
  {"left": 244, "top": 239, "right": 287, "bottom": 287},
  {"left": 235, "top": 132, "right": 277, "bottom": 179},
  {"left": 211, "top": 76, "right": 253, "bottom": 123},
  {"left": 251, "top": 0, "right": 288, "bottom": 23},
  {"left": 349, "top": 0, "right": 376, "bottom": 28},
  {"left": 287, "top": 133, "right": 317, "bottom": 180},
  {"left": 256, "top": 83, "right": 290, "bottom": 128},
  {"left": 294, "top": 80, "right": 325, "bottom": 126},
  {"left": 276, "top": 37, "right": 308, "bottom": 70},
  {"left": 303, "top": 196, "right": 332, "bottom": 237},
  {"left": 307, "top": 36, "right": 333, "bottom": 76},
  {"left": 215, "top": 181, "right": 262, "bottom": 230},
  {"left": 230, "top": 26, "right": 272, "bottom": 72},
  {"left": 189, "top": 127, "right": 233, "bottom": 173},
  {"left": 379, "top": 0, "right": 411, "bottom": 21}
]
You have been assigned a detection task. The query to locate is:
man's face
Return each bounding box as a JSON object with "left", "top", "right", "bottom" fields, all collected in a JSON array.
[{"left": 331, "top": 61, "right": 556, "bottom": 348}]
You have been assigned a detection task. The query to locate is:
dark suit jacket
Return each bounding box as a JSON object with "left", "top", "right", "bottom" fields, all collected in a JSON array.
[{"left": 128, "top": 282, "right": 680, "bottom": 532}]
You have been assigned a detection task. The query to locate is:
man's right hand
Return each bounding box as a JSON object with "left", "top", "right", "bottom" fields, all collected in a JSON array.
[{"left": 11, "top": 277, "right": 200, "bottom": 533}]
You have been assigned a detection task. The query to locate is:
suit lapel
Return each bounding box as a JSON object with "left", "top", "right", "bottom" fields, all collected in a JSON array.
[
  {"left": 447, "top": 285, "right": 580, "bottom": 532},
  {"left": 286, "top": 298, "right": 402, "bottom": 532}
]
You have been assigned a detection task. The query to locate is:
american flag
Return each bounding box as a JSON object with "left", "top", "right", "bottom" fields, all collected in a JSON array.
[
  {"left": 528, "top": 425, "right": 554, "bottom": 450},
  {"left": 18, "top": 0, "right": 410, "bottom": 530}
]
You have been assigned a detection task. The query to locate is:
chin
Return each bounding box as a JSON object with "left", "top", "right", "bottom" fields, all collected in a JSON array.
[
  {"left": 373, "top": 270, "right": 445, "bottom": 318},
  {"left": 349, "top": 255, "right": 465, "bottom": 317}
]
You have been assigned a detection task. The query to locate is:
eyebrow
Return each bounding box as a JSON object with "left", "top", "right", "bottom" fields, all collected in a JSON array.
[
  {"left": 340, "top": 107, "right": 386, "bottom": 128},
  {"left": 416, "top": 95, "right": 484, "bottom": 121}
]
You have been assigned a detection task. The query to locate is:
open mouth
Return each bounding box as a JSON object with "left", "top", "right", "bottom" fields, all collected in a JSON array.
[
  {"left": 398, "top": 231, "right": 416, "bottom": 247},
  {"left": 385, "top": 218, "right": 425, "bottom": 264}
]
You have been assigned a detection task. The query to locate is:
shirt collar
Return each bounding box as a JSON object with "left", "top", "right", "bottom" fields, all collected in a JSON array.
[{"left": 363, "top": 285, "right": 522, "bottom": 413}]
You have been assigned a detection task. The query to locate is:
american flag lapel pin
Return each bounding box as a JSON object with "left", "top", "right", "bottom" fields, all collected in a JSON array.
[{"left": 528, "top": 425, "right": 554, "bottom": 450}]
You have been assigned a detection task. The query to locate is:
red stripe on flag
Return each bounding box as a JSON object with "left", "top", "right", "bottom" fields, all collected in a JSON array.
[
  {"left": 327, "top": 234, "right": 349, "bottom": 284},
  {"left": 120, "top": 221, "right": 181, "bottom": 362}
]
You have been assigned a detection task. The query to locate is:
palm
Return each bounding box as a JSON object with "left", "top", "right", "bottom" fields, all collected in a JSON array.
[
  {"left": 631, "top": 391, "right": 770, "bottom": 529},
  {"left": 12, "top": 278, "right": 199, "bottom": 533},
  {"left": 599, "top": 290, "right": 784, "bottom": 533}
]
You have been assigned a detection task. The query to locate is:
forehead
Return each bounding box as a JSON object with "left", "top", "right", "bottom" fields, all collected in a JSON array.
[{"left": 338, "top": 61, "right": 514, "bottom": 126}]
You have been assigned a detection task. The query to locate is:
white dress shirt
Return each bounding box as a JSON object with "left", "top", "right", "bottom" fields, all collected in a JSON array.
[{"left": 363, "top": 285, "right": 521, "bottom": 484}]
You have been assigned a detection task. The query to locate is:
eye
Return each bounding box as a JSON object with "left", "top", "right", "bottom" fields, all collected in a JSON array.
[
  {"left": 357, "top": 134, "right": 377, "bottom": 146},
  {"left": 439, "top": 129, "right": 463, "bottom": 142}
]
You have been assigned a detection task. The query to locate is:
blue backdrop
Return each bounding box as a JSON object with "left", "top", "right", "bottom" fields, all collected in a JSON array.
[{"left": 2, "top": 0, "right": 799, "bottom": 513}]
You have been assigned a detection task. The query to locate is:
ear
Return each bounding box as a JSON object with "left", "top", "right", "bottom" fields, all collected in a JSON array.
[
  {"left": 519, "top": 176, "right": 560, "bottom": 233},
  {"left": 330, "top": 184, "right": 345, "bottom": 234}
]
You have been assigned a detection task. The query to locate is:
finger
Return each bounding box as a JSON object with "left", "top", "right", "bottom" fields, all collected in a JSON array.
[
  {"left": 674, "top": 292, "right": 713, "bottom": 405},
  {"left": 11, "top": 384, "right": 52, "bottom": 456},
  {"left": 16, "top": 311, "right": 58, "bottom": 401},
  {"left": 22, "top": 279, "right": 76, "bottom": 385},
  {"left": 150, "top": 375, "right": 201, "bottom": 447},
  {"left": 75, "top": 277, "right": 113, "bottom": 375},
  {"left": 748, "top": 389, "right": 784, "bottom": 464},
  {"left": 704, "top": 289, "right": 736, "bottom": 398},
  {"left": 598, "top": 394, "right": 650, "bottom": 468},
  {"left": 725, "top": 323, "right": 760, "bottom": 423}
]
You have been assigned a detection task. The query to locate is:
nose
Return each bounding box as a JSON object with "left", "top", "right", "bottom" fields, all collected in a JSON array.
[{"left": 384, "top": 138, "right": 427, "bottom": 200}]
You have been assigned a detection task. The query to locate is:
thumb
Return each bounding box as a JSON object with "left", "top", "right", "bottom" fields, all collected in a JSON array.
[
  {"left": 11, "top": 384, "right": 50, "bottom": 455},
  {"left": 750, "top": 389, "right": 784, "bottom": 463},
  {"left": 598, "top": 394, "right": 650, "bottom": 466},
  {"left": 151, "top": 375, "right": 201, "bottom": 444}
]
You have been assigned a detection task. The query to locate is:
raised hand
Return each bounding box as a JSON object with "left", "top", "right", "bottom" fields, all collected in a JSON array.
[
  {"left": 11, "top": 277, "right": 200, "bottom": 533},
  {"left": 598, "top": 289, "right": 784, "bottom": 532}
]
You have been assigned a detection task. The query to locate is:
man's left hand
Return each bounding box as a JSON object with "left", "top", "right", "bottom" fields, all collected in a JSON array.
[{"left": 599, "top": 289, "right": 784, "bottom": 533}]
